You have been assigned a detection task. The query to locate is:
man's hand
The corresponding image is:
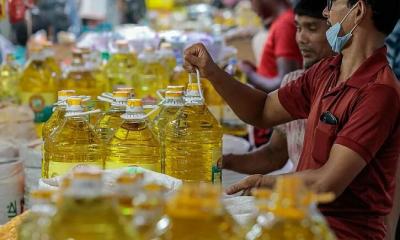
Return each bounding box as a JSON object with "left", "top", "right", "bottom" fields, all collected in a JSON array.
[
  {"left": 239, "top": 60, "right": 257, "bottom": 75},
  {"left": 225, "top": 174, "right": 276, "bottom": 195},
  {"left": 183, "top": 43, "right": 221, "bottom": 79}
]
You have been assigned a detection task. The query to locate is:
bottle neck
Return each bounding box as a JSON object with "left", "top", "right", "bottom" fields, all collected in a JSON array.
[
  {"left": 163, "top": 97, "right": 184, "bottom": 107},
  {"left": 31, "top": 200, "right": 56, "bottom": 216}
]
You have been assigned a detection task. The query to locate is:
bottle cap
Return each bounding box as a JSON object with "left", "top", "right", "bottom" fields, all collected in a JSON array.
[
  {"left": 167, "top": 85, "right": 185, "bottom": 92},
  {"left": 127, "top": 99, "right": 143, "bottom": 108},
  {"left": 67, "top": 97, "right": 83, "bottom": 106},
  {"left": 165, "top": 91, "right": 183, "bottom": 99}
]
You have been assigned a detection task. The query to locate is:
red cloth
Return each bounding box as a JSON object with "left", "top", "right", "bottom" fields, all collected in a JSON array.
[
  {"left": 278, "top": 47, "right": 400, "bottom": 240},
  {"left": 257, "top": 9, "right": 302, "bottom": 78}
]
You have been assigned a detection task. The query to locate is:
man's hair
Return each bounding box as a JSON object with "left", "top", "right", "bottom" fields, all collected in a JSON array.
[
  {"left": 348, "top": 0, "right": 400, "bottom": 35},
  {"left": 294, "top": 0, "right": 326, "bottom": 20}
]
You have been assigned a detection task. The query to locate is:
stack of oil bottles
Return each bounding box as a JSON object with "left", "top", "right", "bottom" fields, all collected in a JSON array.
[
  {"left": 16, "top": 171, "right": 336, "bottom": 240},
  {"left": 1, "top": 42, "right": 337, "bottom": 239}
]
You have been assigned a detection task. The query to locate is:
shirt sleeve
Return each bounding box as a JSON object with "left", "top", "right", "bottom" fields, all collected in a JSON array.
[
  {"left": 278, "top": 66, "right": 318, "bottom": 120},
  {"left": 335, "top": 85, "right": 400, "bottom": 163},
  {"left": 273, "top": 20, "right": 301, "bottom": 60}
]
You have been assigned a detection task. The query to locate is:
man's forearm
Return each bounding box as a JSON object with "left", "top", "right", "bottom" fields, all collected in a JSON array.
[{"left": 208, "top": 67, "right": 270, "bottom": 127}]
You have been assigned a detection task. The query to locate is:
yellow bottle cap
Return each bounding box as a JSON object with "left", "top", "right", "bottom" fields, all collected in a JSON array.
[
  {"left": 30, "top": 189, "right": 54, "bottom": 200},
  {"left": 72, "top": 169, "right": 102, "bottom": 179},
  {"left": 127, "top": 99, "right": 143, "bottom": 107},
  {"left": 58, "top": 90, "right": 76, "bottom": 97},
  {"left": 165, "top": 91, "right": 183, "bottom": 98},
  {"left": 113, "top": 91, "right": 130, "bottom": 99},
  {"left": 167, "top": 85, "right": 185, "bottom": 92},
  {"left": 67, "top": 97, "right": 82, "bottom": 106},
  {"left": 117, "top": 87, "right": 134, "bottom": 93}
]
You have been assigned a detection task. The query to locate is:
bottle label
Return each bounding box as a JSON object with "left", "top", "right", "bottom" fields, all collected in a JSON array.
[
  {"left": 212, "top": 165, "right": 222, "bottom": 185},
  {"left": 20, "top": 92, "right": 56, "bottom": 124}
]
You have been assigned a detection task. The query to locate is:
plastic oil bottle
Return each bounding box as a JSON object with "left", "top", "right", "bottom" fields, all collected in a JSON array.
[
  {"left": 49, "top": 170, "right": 139, "bottom": 240},
  {"left": 163, "top": 183, "right": 240, "bottom": 240},
  {"left": 42, "top": 89, "right": 76, "bottom": 140},
  {"left": 134, "top": 47, "right": 168, "bottom": 104},
  {"left": 61, "top": 49, "right": 103, "bottom": 99},
  {"left": 201, "top": 77, "right": 223, "bottom": 121},
  {"left": 133, "top": 183, "right": 169, "bottom": 239},
  {"left": 42, "top": 41, "right": 62, "bottom": 80},
  {"left": 115, "top": 172, "right": 144, "bottom": 220},
  {"left": 153, "top": 90, "right": 185, "bottom": 172},
  {"left": 0, "top": 53, "right": 20, "bottom": 103},
  {"left": 105, "top": 40, "right": 137, "bottom": 90},
  {"left": 18, "top": 189, "right": 56, "bottom": 240},
  {"left": 95, "top": 91, "right": 130, "bottom": 142},
  {"left": 171, "top": 56, "right": 188, "bottom": 86},
  {"left": 164, "top": 83, "right": 223, "bottom": 183},
  {"left": 42, "top": 97, "right": 105, "bottom": 178},
  {"left": 221, "top": 55, "right": 248, "bottom": 137},
  {"left": 246, "top": 176, "right": 336, "bottom": 240},
  {"left": 158, "top": 42, "right": 176, "bottom": 81},
  {"left": 107, "top": 99, "right": 161, "bottom": 171},
  {"left": 19, "top": 46, "right": 58, "bottom": 138}
]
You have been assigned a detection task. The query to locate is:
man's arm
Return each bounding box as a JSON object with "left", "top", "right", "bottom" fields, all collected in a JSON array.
[
  {"left": 222, "top": 129, "right": 289, "bottom": 175},
  {"left": 226, "top": 144, "right": 366, "bottom": 197},
  {"left": 247, "top": 58, "right": 301, "bottom": 93},
  {"left": 184, "top": 43, "right": 294, "bottom": 128}
]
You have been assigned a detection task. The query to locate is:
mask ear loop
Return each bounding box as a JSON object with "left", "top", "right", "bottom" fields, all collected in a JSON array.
[{"left": 340, "top": 1, "right": 361, "bottom": 25}]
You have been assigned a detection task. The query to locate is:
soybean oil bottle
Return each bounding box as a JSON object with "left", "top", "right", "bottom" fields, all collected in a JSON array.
[
  {"left": 18, "top": 189, "right": 56, "bottom": 240},
  {"left": 42, "top": 90, "right": 76, "bottom": 140},
  {"left": 0, "top": 53, "right": 20, "bottom": 103},
  {"left": 49, "top": 170, "right": 139, "bottom": 240},
  {"left": 222, "top": 55, "right": 248, "bottom": 137},
  {"left": 158, "top": 42, "right": 176, "bottom": 81},
  {"left": 134, "top": 47, "right": 168, "bottom": 103},
  {"left": 42, "top": 41, "right": 62, "bottom": 80},
  {"left": 19, "top": 46, "right": 58, "bottom": 137},
  {"left": 171, "top": 56, "right": 188, "bottom": 86},
  {"left": 115, "top": 172, "right": 144, "bottom": 220},
  {"left": 246, "top": 176, "right": 336, "bottom": 240},
  {"left": 163, "top": 183, "right": 240, "bottom": 240},
  {"left": 107, "top": 99, "right": 161, "bottom": 171},
  {"left": 61, "top": 49, "right": 102, "bottom": 99},
  {"left": 42, "top": 97, "right": 105, "bottom": 178},
  {"left": 105, "top": 40, "right": 137, "bottom": 90},
  {"left": 153, "top": 90, "right": 185, "bottom": 172},
  {"left": 164, "top": 82, "right": 223, "bottom": 183},
  {"left": 95, "top": 91, "right": 130, "bottom": 142}
]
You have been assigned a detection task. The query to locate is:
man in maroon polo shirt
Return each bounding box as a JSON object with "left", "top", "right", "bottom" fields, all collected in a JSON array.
[{"left": 183, "top": 0, "right": 400, "bottom": 239}]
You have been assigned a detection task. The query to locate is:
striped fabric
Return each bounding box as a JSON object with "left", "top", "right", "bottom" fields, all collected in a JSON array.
[{"left": 386, "top": 20, "right": 400, "bottom": 80}]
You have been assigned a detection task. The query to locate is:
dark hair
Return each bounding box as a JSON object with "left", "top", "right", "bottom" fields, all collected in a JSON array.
[
  {"left": 294, "top": 0, "right": 326, "bottom": 19},
  {"left": 348, "top": 0, "right": 400, "bottom": 35}
]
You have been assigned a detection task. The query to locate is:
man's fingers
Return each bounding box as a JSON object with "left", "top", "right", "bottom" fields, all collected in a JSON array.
[{"left": 225, "top": 181, "right": 247, "bottom": 195}]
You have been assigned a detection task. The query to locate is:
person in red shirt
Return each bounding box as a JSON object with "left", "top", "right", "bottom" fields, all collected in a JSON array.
[
  {"left": 183, "top": 0, "right": 400, "bottom": 239},
  {"left": 241, "top": 0, "right": 302, "bottom": 93}
]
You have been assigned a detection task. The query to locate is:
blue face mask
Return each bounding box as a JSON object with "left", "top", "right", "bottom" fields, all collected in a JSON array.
[{"left": 326, "top": 3, "right": 360, "bottom": 53}]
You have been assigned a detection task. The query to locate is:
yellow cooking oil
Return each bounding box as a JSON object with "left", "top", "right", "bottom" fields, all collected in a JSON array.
[
  {"left": 61, "top": 49, "right": 103, "bottom": 99},
  {"left": 42, "top": 90, "right": 76, "bottom": 140},
  {"left": 221, "top": 56, "right": 248, "bottom": 136},
  {"left": 153, "top": 90, "right": 184, "bottom": 172},
  {"left": 163, "top": 183, "right": 239, "bottom": 240},
  {"left": 105, "top": 40, "right": 136, "bottom": 90},
  {"left": 171, "top": 57, "right": 188, "bottom": 86},
  {"left": 201, "top": 77, "right": 223, "bottom": 121},
  {"left": 0, "top": 53, "right": 20, "bottom": 103},
  {"left": 107, "top": 99, "right": 161, "bottom": 171},
  {"left": 19, "top": 46, "right": 58, "bottom": 138},
  {"left": 158, "top": 42, "right": 176, "bottom": 80},
  {"left": 95, "top": 91, "right": 130, "bottom": 142},
  {"left": 134, "top": 47, "right": 168, "bottom": 104},
  {"left": 42, "top": 97, "right": 105, "bottom": 178},
  {"left": 133, "top": 183, "right": 168, "bottom": 239},
  {"left": 81, "top": 47, "right": 111, "bottom": 94},
  {"left": 164, "top": 83, "right": 223, "bottom": 183},
  {"left": 246, "top": 176, "right": 336, "bottom": 240},
  {"left": 18, "top": 189, "right": 56, "bottom": 240},
  {"left": 115, "top": 172, "right": 144, "bottom": 220},
  {"left": 42, "top": 41, "right": 62, "bottom": 80},
  {"left": 49, "top": 170, "right": 139, "bottom": 240}
]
